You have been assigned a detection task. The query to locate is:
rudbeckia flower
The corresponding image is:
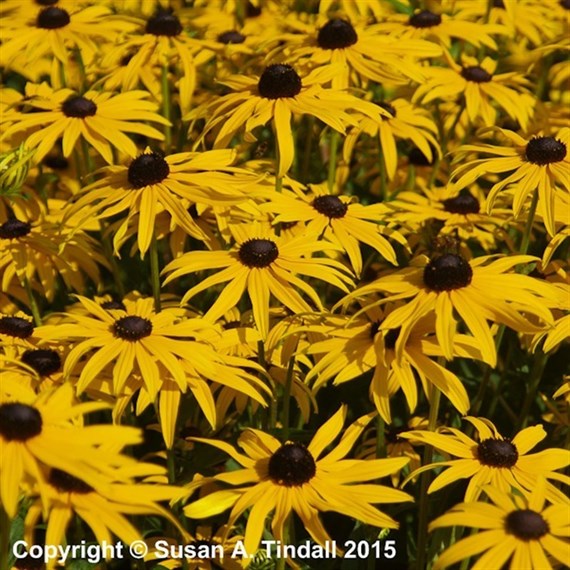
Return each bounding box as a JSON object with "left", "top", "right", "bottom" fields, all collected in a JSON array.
[
  {"left": 0, "top": 381, "right": 141, "bottom": 518},
  {"left": 66, "top": 148, "right": 257, "bottom": 256},
  {"left": 340, "top": 253, "right": 561, "bottom": 367},
  {"left": 414, "top": 53, "right": 533, "bottom": 130},
  {"left": 191, "top": 63, "right": 387, "bottom": 177},
  {"left": 1, "top": 83, "right": 169, "bottom": 164},
  {"left": 34, "top": 296, "right": 218, "bottom": 401},
  {"left": 451, "top": 127, "right": 570, "bottom": 236},
  {"left": 275, "top": 16, "right": 441, "bottom": 88},
  {"left": 401, "top": 416, "right": 570, "bottom": 503},
  {"left": 162, "top": 223, "right": 354, "bottom": 338},
  {"left": 261, "top": 182, "right": 406, "bottom": 275},
  {"left": 429, "top": 480, "right": 570, "bottom": 569},
  {"left": 184, "top": 406, "right": 412, "bottom": 556},
  {"left": 0, "top": 313, "right": 38, "bottom": 349}
]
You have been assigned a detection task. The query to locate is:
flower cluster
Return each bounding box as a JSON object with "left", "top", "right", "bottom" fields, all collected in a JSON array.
[{"left": 1, "top": 1, "right": 569, "bottom": 569}]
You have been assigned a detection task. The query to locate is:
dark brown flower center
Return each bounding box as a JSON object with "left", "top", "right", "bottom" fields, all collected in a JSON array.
[
  {"left": 442, "top": 192, "right": 480, "bottom": 214},
  {"left": 22, "top": 349, "right": 61, "bottom": 376},
  {"left": 408, "top": 10, "right": 442, "bottom": 28},
  {"left": 42, "top": 154, "right": 69, "bottom": 170},
  {"left": 0, "top": 316, "right": 34, "bottom": 338},
  {"left": 505, "top": 509, "right": 549, "bottom": 540},
  {"left": 461, "top": 66, "right": 493, "bottom": 83},
  {"left": 312, "top": 195, "right": 348, "bottom": 218},
  {"left": 49, "top": 468, "right": 94, "bottom": 494},
  {"left": 217, "top": 30, "right": 246, "bottom": 44},
  {"left": 377, "top": 101, "right": 396, "bottom": 119},
  {"left": 101, "top": 300, "right": 126, "bottom": 311},
  {"left": 36, "top": 6, "right": 70, "bottom": 29},
  {"left": 258, "top": 64, "right": 302, "bottom": 99},
  {"left": 408, "top": 146, "right": 434, "bottom": 166},
  {"left": 0, "top": 403, "right": 43, "bottom": 441},
  {"left": 477, "top": 438, "right": 518, "bottom": 467},
  {"left": 146, "top": 9, "right": 182, "bottom": 36},
  {"left": 238, "top": 239, "right": 279, "bottom": 268},
  {"left": 113, "top": 316, "right": 152, "bottom": 340},
  {"left": 0, "top": 218, "right": 32, "bottom": 239},
  {"left": 317, "top": 18, "right": 358, "bottom": 49},
  {"left": 128, "top": 152, "right": 170, "bottom": 188},
  {"left": 423, "top": 253, "right": 473, "bottom": 291},
  {"left": 268, "top": 442, "right": 316, "bottom": 486},
  {"left": 61, "top": 96, "right": 97, "bottom": 118},
  {"left": 525, "top": 137, "right": 567, "bottom": 165}
]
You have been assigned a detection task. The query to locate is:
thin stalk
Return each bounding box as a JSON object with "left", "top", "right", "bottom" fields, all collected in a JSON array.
[
  {"left": 276, "top": 515, "right": 291, "bottom": 570},
  {"left": 519, "top": 188, "right": 539, "bottom": 255},
  {"left": 416, "top": 386, "right": 441, "bottom": 570},
  {"left": 378, "top": 150, "right": 388, "bottom": 202},
  {"left": 73, "top": 46, "right": 87, "bottom": 94},
  {"left": 517, "top": 351, "right": 548, "bottom": 429},
  {"left": 327, "top": 131, "right": 339, "bottom": 191},
  {"left": 101, "top": 232, "right": 126, "bottom": 298},
  {"left": 300, "top": 116, "right": 315, "bottom": 183},
  {"left": 80, "top": 137, "right": 95, "bottom": 185},
  {"left": 281, "top": 356, "right": 295, "bottom": 442},
  {"left": 162, "top": 64, "right": 172, "bottom": 151},
  {"left": 149, "top": 231, "right": 162, "bottom": 313},
  {"left": 23, "top": 275, "right": 41, "bottom": 326}
]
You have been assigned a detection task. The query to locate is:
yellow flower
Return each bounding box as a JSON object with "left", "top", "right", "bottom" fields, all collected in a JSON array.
[
  {"left": 184, "top": 407, "right": 412, "bottom": 556},
  {"left": 401, "top": 416, "right": 570, "bottom": 503}
]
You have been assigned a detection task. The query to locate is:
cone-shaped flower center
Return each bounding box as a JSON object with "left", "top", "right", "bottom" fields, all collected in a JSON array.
[
  {"left": 408, "top": 10, "right": 442, "bottom": 28},
  {"left": 461, "top": 66, "right": 492, "bottom": 83},
  {"left": 477, "top": 438, "right": 518, "bottom": 467},
  {"left": 378, "top": 101, "right": 397, "bottom": 119},
  {"left": 505, "top": 509, "right": 550, "bottom": 540},
  {"left": 312, "top": 195, "right": 348, "bottom": 218},
  {"left": 49, "top": 468, "right": 94, "bottom": 494},
  {"left": 146, "top": 9, "right": 182, "bottom": 36},
  {"left": 36, "top": 6, "right": 70, "bottom": 29},
  {"left": 317, "top": 18, "right": 358, "bottom": 49},
  {"left": 22, "top": 349, "right": 61, "bottom": 376},
  {"left": 258, "top": 64, "right": 302, "bottom": 99},
  {"left": 0, "top": 403, "right": 43, "bottom": 441},
  {"left": 217, "top": 30, "right": 246, "bottom": 44},
  {"left": 42, "top": 154, "right": 69, "bottom": 170},
  {"left": 423, "top": 253, "right": 473, "bottom": 291},
  {"left": 101, "top": 300, "right": 127, "bottom": 311},
  {"left": 128, "top": 152, "right": 170, "bottom": 188},
  {"left": 0, "top": 218, "right": 32, "bottom": 239},
  {"left": 268, "top": 442, "right": 317, "bottom": 486},
  {"left": 442, "top": 192, "right": 480, "bottom": 214},
  {"left": 525, "top": 137, "right": 567, "bottom": 165},
  {"left": 0, "top": 316, "right": 34, "bottom": 338},
  {"left": 113, "top": 316, "right": 152, "bottom": 340},
  {"left": 238, "top": 239, "right": 279, "bottom": 268},
  {"left": 61, "top": 96, "right": 97, "bottom": 118},
  {"left": 408, "top": 146, "right": 434, "bottom": 166}
]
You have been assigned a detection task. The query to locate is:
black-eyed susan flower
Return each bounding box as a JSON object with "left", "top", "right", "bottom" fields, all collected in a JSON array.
[
  {"left": 34, "top": 296, "right": 217, "bottom": 401},
  {"left": 401, "top": 416, "right": 570, "bottom": 503},
  {"left": 0, "top": 381, "right": 141, "bottom": 518},
  {"left": 66, "top": 148, "right": 256, "bottom": 257},
  {"left": 261, "top": 182, "right": 406, "bottom": 276},
  {"left": 414, "top": 53, "right": 533, "bottom": 130},
  {"left": 340, "top": 253, "right": 561, "bottom": 367},
  {"left": 191, "top": 63, "right": 386, "bottom": 177},
  {"left": 429, "top": 480, "right": 570, "bottom": 569},
  {"left": 1, "top": 83, "right": 169, "bottom": 165},
  {"left": 451, "top": 127, "right": 570, "bottom": 236},
  {"left": 275, "top": 16, "right": 441, "bottom": 89},
  {"left": 184, "top": 406, "right": 412, "bottom": 556},
  {"left": 343, "top": 98, "right": 440, "bottom": 181},
  {"left": 0, "top": 313, "right": 37, "bottom": 349},
  {"left": 163, "top": 223, "right": 354, "bottom": 338}
]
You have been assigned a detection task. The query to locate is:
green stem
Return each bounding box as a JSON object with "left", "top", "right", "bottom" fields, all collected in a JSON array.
[
  {"left": 167, "top": 448, "right": 176, "bottom": 485},
  {"left": 327, "top": 131, "right": 339, "bottom": 191},
  {"left": 519, "top": 188, "right": 539, "bottom": 255},
  {"left": 0, "top": 508, "right": 10, "bottom": 570},
  {"left": 162, "top": 64, "right": 172, "bottom": 151},
  {"left": 416, "top": 386, "right": 441, "bottom": 570},
  {"left": 73, "top": 46, "right": 87, "bottom": 94},
  {"left": 276, "top": 515, "right": 291, "bottom": 570},
  {"left": 300, "top": 116, "right": 315, "bottom": 183},
  {"left": 281, "top": 356, "right": 295, "bottom": 442},
  {"left": 23, "top": 275, "right": 42, "bottom": 326},
  {"left": 80, "top": 137, "right": 94, "bottom": 185},
  {"left": 517, "top": 351, "right": 548, "bottom": 429},
  {"left": 101, "top": 231, "right": 126, "bottom": 298},
  {"left": 149, "top": 231, "right": 162, "bottom": 313},
  {"left": 378, "top": 148, "right": 388, "bottom": 202}
]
